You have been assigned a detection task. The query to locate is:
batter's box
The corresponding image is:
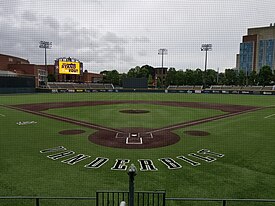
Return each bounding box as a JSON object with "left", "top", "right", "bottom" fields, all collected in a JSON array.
[
  {"left": 115, "top": 132, "right": 153, "bottom": 145},
  {"left": 139, "top": 132, "right": 153, "bottom": 139},
  {"left": 115, "top": 132, "right": 130, "bottom": 138},
  {"left": 126, "top": 137, "right": 143, "bottom": 144}
]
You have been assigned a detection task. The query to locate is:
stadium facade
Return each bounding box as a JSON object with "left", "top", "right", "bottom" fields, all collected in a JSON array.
[
  {"left": 236, "top": 24, "right": 275, "bottom": 74},
  {"left": 0, "top": 54, "right": 102, "bottom": 88}
]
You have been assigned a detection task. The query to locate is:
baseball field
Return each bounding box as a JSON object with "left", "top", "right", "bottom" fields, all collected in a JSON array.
[{"left": 0, "top": 92, "right": 275, "bottom": 206}]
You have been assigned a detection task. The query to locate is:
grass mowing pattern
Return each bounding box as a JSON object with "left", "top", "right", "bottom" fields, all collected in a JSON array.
[
  {"left": 0, "top": 93, "right": 275, "bottom": 206},
  {"left": 45, "top": 103, "right": 225, "bottom": 129}
]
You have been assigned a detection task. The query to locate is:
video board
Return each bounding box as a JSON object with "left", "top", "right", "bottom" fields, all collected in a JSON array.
[{"left": 58, "top": 61, "right": 81, "bottom": 75}]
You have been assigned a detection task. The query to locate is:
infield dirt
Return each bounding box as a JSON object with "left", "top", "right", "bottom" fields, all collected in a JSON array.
[{"left": 6, "top": 100, "right": 261, "bottom": 149}]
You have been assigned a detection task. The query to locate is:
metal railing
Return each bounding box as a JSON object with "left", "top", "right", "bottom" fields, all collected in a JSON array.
[
  {"left": 1, "top": 196, "right": 275, "bottom": 206},
  {"left": 166, "top": 197, "right": 275, "bottom": 205},
  {"left": 0, "top": 196, "right": 96, "bottom": 206},
  {"left": 96, "top": 191, "right": 166, "bottom": 206}
]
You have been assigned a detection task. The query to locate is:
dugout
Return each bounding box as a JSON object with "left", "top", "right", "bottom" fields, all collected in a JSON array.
[{"left": 122, "top": 78, "right": 148, "bottom": 89}]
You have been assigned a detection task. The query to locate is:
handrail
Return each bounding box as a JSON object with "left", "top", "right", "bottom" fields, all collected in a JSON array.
[
  {"left": 166, "top": 197, "right": 275, "bottom": 202},
  {"left": 0, "top": 196, "right": 96, "bottom": 200},
  {"left": 1, "top": 196, "right": 275, "bottom": 206},
  {"left": 166, "top": 197, "right": 275, "bottom": 206}
]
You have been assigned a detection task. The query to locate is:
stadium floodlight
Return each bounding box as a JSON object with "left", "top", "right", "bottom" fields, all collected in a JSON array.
[
  {"left": 201, "top": 44, "right": 212, "bottom": 88},
  {"left": 158, "top": 49, "right": 168, "bottom": 87},
  {"left": 39, "top": 41, "right": 52, "bottom": 71},
  {"left": 158, "top": 48, "right": 168, "bottom": 68},
  {"left": 201, "top": 44, "right": 212, "bottom": 72}
]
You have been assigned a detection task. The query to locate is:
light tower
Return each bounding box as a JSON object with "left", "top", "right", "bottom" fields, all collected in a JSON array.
[
  {"left": 158, "top": 48, "right": 168, "bottom": 87},
  {"left": 39, "top": 41, "right": 52, "bottom": 71},
  {"left": 201, "top": 44, "right": 212, "bottom": 88}
]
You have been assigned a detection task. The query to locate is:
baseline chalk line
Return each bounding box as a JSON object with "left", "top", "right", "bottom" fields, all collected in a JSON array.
[{"left": 264, "top": 114, "right": 275, "bottom": 119}]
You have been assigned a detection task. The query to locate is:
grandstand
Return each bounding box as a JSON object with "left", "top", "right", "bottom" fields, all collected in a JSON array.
[
  {"left": 240, "top": 86, "right": 263, "bottom": 91},
  {"left": 263, "top": 85, "right": 275, "bottom": 91},
  {"left": 209, "top": 85, "right": 223, "bottom": 90},
  {"left": 210, "top": 85, "right": 242, "bottom": 90},
  {"left": 209, "top": 85, "right": 265, "bottom": 91},
  {"left": 167, "top": 85, "right": 203, "bottom": 90},
  {"left": 167, "top": 84, "right": 275, "bottom": 94},
  {"left": 47, "top": 82, "right": 114, "bottom": 90}
]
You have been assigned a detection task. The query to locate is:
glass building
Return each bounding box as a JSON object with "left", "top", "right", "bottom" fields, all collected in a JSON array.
[
  {"left": 258, "top": 39, "right": 275, "bottom": 69},
  {"left": 237, "top": 24, "right": 275, "bottom": 73},
  {"left": 239, "top": 42, "right": 254, "bottom": 74}
]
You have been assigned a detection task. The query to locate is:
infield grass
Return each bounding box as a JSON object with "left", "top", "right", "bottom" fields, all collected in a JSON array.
[
  {"left": 45, "top": 103, "right": 225, "bottom": 129},
  {"left": 0, "top": 93, "right": 275, "bottom": 206}
]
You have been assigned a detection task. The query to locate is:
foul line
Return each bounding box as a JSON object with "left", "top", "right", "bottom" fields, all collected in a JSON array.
[
  {"left": 3, "top": 105, "right": 121, "bottom": 133},
  {"left": 264, "top": 114, "right": 275, "bottom": 119},
  {"left": 149, "top": 107, "right": 263, "bottom": 134},
  {"left": 0, "top": 114, "right": 5, "bottom": 117}
]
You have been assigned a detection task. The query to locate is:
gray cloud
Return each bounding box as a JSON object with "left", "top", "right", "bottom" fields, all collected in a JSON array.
[
  {"left": 101, "top": 32, "right": 128, "bottom": 44},
  {"left": 132, "top": 37, "right": 150, "bottom": 44},
  {"left": 21, "top": 11, "right": 37, "bottom": 22},
  {"left": 0, "top": 5, "right": 135, "bottom": 70},
  {"left": 1, "top": 0, "right": 275, "bottom": 72},
  {"left": 138, "top": 50, "right": 147, "bottom": 57},
  {"left": 43, "top": 16, "right": 60, "bottom": 30}
]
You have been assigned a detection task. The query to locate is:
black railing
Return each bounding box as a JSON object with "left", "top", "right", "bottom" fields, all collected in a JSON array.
[
  {"left": 1, "top": 196, "right": 275, "bottom": 206},
  {"left": 166, "top": 197, "right": 275, "bottom": 205},
  {"left": 0, "top": 196, "right": 96, "bottom": 206},
  {"left": 96, "top": 191, "right": 166, "bottom": 206}
]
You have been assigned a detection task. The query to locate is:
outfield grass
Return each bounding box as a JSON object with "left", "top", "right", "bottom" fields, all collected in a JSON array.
[
  {"left": 0, "top": 93, "right": 275, "bottom": 206},
  {"left": 1, "top": 92, "right": 275, "bottom": 106}
]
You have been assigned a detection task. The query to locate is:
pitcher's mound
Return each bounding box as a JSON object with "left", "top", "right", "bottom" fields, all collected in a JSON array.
[{"left": 119, "top": 110, "right": 150, "bottom": 114}]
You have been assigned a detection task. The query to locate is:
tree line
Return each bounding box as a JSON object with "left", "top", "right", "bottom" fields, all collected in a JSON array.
[{"left": 100, "top": 65, "right": 275, "bottom": 87}]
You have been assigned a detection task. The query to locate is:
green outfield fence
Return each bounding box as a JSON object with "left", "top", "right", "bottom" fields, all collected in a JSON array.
[{"left": 1, "top": 196, "right": 275, "bottom": 206}]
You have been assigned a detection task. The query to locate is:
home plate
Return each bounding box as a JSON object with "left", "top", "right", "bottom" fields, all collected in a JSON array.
[
  {"left": 115, "top": 131, "right": 153, "bottom": 145},
  {"left": 130, "top": 133, "right": 139, "bottom": 137}
]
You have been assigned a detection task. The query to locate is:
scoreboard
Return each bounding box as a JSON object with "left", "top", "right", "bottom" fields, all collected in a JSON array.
[
  {"left": 55, "top": 58, "right": 83, "bottom": 75},
  {"left": 59, "top": 61, "right": 80, "bottom": 75}
]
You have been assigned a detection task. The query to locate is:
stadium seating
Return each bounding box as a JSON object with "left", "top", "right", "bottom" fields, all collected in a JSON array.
[
  {"left": 167, "top": 85, "right": 203, "bottom": 90},
  {"left": 263, "top": 85, "right": 275, "bottom": 91},
  {"left": 47, "top": 82, "right": 114, "bottom": 90},
  {"left": 167, "top": 85, "right": 275, "bottom": 93},
  {"left": 241, "top": 86, "right": 263, "bottom": 91},
  {"left": 210, "top": 85, "right": 223, "bottom": 90}
]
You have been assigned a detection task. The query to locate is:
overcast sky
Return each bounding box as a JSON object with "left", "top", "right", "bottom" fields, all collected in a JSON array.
[{"left": 0, "top": 0, "right": 275, "bottom": 73}]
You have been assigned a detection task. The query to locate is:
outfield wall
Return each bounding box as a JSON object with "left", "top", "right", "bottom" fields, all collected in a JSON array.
[
  {"left": 0, "top": 76, "right": 36, "bottom": 94},
  {"left": 0, "top": 88, "right": 36, "bottom": 94}
]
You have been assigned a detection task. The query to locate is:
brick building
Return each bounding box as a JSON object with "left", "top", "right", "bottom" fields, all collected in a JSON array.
[
  {"left": 0, "top": 54, "right": 103, "bottom": 87},
  {"left": 0, "top": 53, "right": 47, "bottom": 87},
  {"left": 0, "top": 53, "right": 30, "bottom": 70}
]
